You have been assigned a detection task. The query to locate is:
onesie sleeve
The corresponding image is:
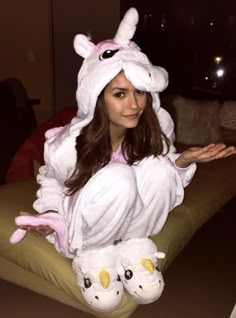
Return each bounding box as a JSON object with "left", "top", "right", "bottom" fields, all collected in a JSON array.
[
  {"left": 157, "top": 106, "right": 197, "bottom": 187},
  {"left": 33, "top": 125, "right": 77, "bottom": 213},
  {"left": 33, "top": 164, "right": 64, "bottom": 213}
]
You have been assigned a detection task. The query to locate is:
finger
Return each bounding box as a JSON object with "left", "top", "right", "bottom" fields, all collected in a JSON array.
[
  {"left": 201, "top": 143, "right": 217, "bottom": 151},
  {"left": 30, "top": 226, "right": 45, "bottom": 236},
  {"left": 203, "top": 145, "right": 226, "bottom": 156},
  {"left": 35, "top": 226, "right": 47, "bottom": 235},
  {"left": 19, "top": 211, "right": 31, "bottom": 216},
  {"left": 203, "top": 144, "right": 227, "bottom": 154},
  {"left": 19, "top": 225, "right": 33, "bottom": 231},
  {"left": 36, "top": 226, "right": 53, "bottom": 236},
  {"left": 30, "top": 230, "right": 42, "bottom": 236},
  {"left": 43, "top": 230, "right": 52, "bottom": 236},
  {"left": 37, "top": 225, "right": 50, "bottom": 232},
  {"left": 195, "top": 145, "right": 236, "bottom": 163},
  {"left": 193, "top": 144, "right": 222, "bottom": 157},
  {"left": 195, "top": 152, "right": 221, "bottom": 162},
  {"left": 225, "top": 146, "right": 236, "bottom": 153},
  {"left": 222, "top": 148, "right": 236, "bottom": 158},
  {"left": 210, "top": 144, "right": 227, "bottom": 152},
  {"left": 213, "top": 146, "right": 236, "bottom": 158},
  {"left": 35, "top": 226, "right": 41, "bottom": 232},
  {"left": 200, "top": 148, "right": 233, "bottom": 162},
  {"left": 35, "top": 229, "right": 50, "bottom": 237},
  {"left": 204, "top": 145, "right": 227, "bottom": 157}
]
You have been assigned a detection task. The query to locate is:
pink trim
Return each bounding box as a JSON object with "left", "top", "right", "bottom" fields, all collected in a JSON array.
[{"left": 111, "top": 145, "right": 127, "bottom": 163}]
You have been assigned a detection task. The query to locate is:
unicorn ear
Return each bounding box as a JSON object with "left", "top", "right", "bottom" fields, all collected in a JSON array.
[
  {"left": 154, "top": 252, "right": 166, "bottom": 259},
  {"left": 73, "top": 34, "right": 95, "bottom": 59},
  {"left": 113, "top": 7, "right": 139, "bottom": 46}
]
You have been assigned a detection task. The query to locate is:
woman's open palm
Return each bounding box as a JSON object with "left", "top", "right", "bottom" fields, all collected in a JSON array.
[{"left": 176, "top": 143, "right": 236, "bottom": 168}]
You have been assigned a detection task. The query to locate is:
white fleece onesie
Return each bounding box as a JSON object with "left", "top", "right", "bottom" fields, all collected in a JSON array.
[
  {"left": 33, "top": 7, "right": 196, "bottom": 256},
  {"left": 33, "top": 106, "right": 196, "bottom": 255}
]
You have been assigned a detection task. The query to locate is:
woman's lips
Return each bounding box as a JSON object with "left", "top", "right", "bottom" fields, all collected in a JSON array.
[{"left": 123, "top": 113, "right": 139, "bottom": 119}]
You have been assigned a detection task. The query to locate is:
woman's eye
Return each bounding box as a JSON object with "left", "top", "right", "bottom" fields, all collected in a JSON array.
[
  {"left": 136, "top": 89, "right": 145, "bottom": 95},
  {"left": 114, "top": 92, "right": 125, "bottom": 98}
]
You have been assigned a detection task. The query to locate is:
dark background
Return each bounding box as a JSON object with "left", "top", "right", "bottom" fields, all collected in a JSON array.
[{"left": 121, "top": 0, "right": 236, "bottom": 99}]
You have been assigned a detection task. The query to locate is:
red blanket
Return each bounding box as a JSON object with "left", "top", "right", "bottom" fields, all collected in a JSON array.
[{"left": 6, "top": 106, "right": 77, "bottom": 183}]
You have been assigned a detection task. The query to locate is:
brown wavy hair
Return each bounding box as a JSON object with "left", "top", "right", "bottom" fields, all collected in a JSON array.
[{"left": 65, "top": 92, "right": 170, "bottom": 195}]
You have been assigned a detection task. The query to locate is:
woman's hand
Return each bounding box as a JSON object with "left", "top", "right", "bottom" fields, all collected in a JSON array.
[
  {"left": 18, "top": 211, "right": 55, "bottom": 237},
  {"left": 175, "top": 143, "right": 236, "bottom": 168}
]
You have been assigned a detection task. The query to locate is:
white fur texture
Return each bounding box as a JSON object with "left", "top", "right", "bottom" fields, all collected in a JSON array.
[
  {"left": 117, "top": 238, "right": 165, "bottom": 304},
  {"left": 70, "top": 7, "right": 169, "bottom": 136},
  {"left": 72, "top": 245, "right": 123, "bottom": 312}
]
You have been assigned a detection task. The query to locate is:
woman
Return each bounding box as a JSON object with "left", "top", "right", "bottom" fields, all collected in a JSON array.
[{"left": 20, "top": 8, "right": 236, "bottom": 254}]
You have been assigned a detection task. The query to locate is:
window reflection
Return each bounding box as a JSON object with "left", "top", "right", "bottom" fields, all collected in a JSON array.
[{"left": 131, "top": 9, "right": 236, "bottom": 98}]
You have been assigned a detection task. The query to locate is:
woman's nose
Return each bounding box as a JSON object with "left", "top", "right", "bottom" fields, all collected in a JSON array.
[{"left": 129, "top": 94, "right": 139, "bottom": 109}]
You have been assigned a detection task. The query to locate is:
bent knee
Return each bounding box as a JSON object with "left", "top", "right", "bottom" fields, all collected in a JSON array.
[
  {"left": 87, "top": 162, "right": 137, "bottom": 195},
  {"left": 135, "top": 156, "right": 177, "bottom": 187},
  {"left": 102, "top": 162, "right": 137, "bottom": 190}
]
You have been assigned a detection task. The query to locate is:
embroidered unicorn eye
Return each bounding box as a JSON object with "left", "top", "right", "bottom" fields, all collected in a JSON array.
[
  {"left": 124, "top": 270, "right": 133, "bottom": 280},
  {"left": 84, "top": 277, "right": 92, "bottom": 288},
  {"left": 99, "top": 49, "right": 119, "bottom": 60}
]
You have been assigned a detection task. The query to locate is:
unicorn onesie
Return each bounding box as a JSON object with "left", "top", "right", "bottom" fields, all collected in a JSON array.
[
  {"left": 10, "top": 7, "right": 196, "bottom": 312},
  {"left": 32, "top": 8, "right": 196, "bottom": 253}
]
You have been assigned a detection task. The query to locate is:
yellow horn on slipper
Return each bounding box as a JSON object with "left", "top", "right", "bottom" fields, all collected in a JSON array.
[
  {"left": 140, "top": 258, "right": 155, "bottom": 272},
  {"left": 99, "top": 270, "right": 110, "bottom": 289}
]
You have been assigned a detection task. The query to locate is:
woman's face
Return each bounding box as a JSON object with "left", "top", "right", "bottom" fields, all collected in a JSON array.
[{"left": 103, "top": 71, "right": 147, "bottom": 135}]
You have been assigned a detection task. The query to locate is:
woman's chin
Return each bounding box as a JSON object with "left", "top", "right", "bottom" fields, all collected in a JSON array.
[{"left": 123, "top": 119, "right": 140, "bottom": 128}]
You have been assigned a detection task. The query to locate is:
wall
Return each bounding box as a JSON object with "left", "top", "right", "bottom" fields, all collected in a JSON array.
[
  {"left": 0, "top": 0, "right": 54, "bottom": 124},
  {"left": 0, "top": 1, "right": 120, "bottom": 122},
  {"left": 52, "top": 0, "right": 120, "bottom": 110}
]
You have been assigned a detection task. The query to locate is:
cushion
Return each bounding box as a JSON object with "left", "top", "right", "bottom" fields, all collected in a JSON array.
[
  {"left": 1, "top": 155, "right": 236, "bottom": 317},
  {"left": 219, "top": 101, "right": 236, "bottom": 130},
  {"left": 171, "top": 96, "right": 223, "bottom": 146},
  {"left": 221, "top": 127, "right": 236, "bottom": 146},
  {"left": 0, "top": 179, "right": 137, "bottom": 318},
  {"left": 6, "top": 106, "right": 77, "bottom": 183}
]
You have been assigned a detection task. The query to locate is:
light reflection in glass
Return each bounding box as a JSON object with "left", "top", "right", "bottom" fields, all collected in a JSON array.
[
  {"left": 216, "top": 68, "right": 225, "bottom": 77},
  {"left": 214, "top": 56, "right": 223, "bottom": 64}
]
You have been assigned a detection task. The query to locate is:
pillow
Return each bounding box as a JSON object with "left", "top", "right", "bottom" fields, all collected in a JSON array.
[
  {"left": 221, "top": 127, "right": 236, "bottom": 146},
  {"left": 219, "top": 101, "right": 236, "bottom": 130},
  {"left": 6, "top": 106, "right": 77, "bottom": 183},
  {"left": 172, "top": 96, "right": 223, "bottom": 146}
]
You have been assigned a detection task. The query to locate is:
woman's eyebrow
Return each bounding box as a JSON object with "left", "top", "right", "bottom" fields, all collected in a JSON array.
[{"left": 112, "top": 87, "right": 128, "bottom": 91}]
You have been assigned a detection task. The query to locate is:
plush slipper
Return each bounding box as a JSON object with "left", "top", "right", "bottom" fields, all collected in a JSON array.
[
  {"left": 72, "top": 245, "right": 123, "bottom": 312},
  {"left": 117, "top": 238, "right": 165, "bottom": 304}
]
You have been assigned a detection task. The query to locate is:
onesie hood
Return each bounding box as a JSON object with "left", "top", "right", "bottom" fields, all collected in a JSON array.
[{"left": 70, "top": 7, "right": 168, "bottom": 136}]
